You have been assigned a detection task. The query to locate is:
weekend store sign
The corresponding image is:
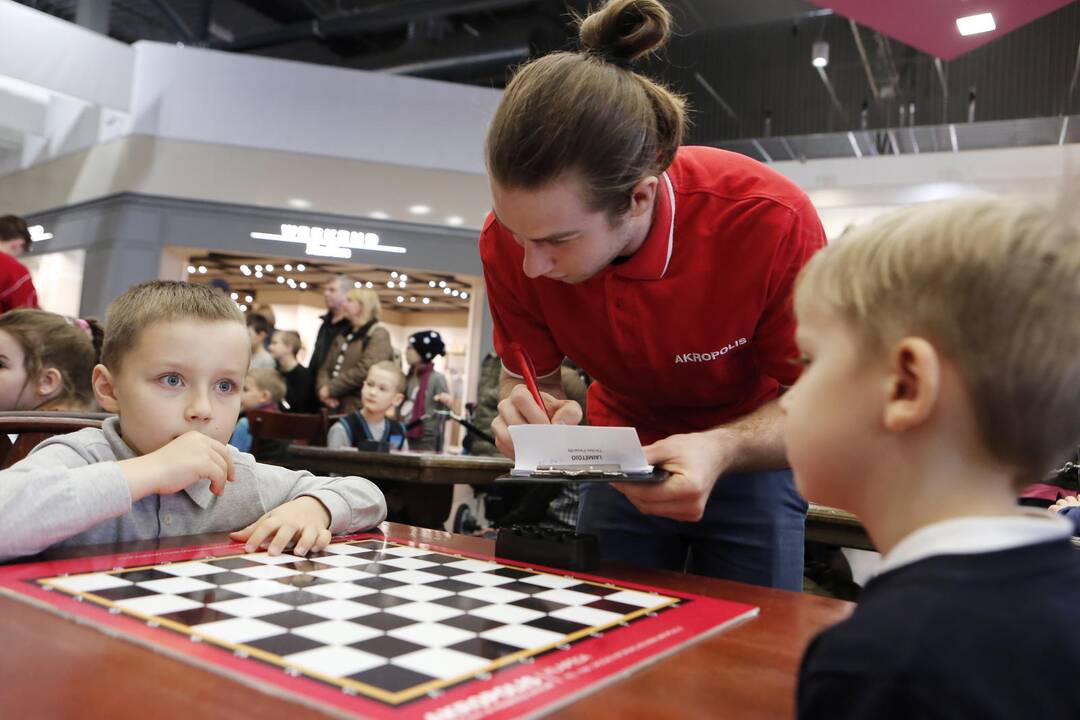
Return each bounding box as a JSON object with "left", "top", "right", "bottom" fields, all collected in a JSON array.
[{"left": 250, "top": 224, "right": 406, "bottom": 259}]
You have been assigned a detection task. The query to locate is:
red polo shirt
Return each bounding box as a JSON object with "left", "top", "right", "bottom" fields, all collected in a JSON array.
[
  {"left": 0, "top": 252, "right": 39, "bottom": 313},
  {"left": 480, "top": 146, "right": 826, "bottom": 445}
]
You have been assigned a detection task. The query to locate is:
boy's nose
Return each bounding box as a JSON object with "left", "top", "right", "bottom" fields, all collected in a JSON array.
[{"left": 185, "top": 391, "right": 213, "bottom": 422}]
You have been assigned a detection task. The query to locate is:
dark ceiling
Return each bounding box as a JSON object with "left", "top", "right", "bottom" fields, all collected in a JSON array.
[{"left": 15, "top": 0, "right": 1080, "bottom": 145}]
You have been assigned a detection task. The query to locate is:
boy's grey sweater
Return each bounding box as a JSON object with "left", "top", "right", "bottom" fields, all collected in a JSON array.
[{"left": 0, "top": 417, "right": 387, "bottom": 561}]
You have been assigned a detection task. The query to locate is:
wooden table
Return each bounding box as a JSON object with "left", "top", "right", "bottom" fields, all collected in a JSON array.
[
  {"left": 0, "top": 523, "right": 853, "bottom": 720},
  {"left": 285, "top": 446, "right": 877, "bottom": 550}
]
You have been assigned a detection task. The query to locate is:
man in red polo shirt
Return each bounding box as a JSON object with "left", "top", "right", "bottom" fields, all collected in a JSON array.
[
  {"left": 483, "top": 146, "right": 824, "bottom": 588},
  {"left": 0, "top": 215, "right": 40, "bottom": 313},
  {"left": 482, "top": 0, "right": 825, "bottom": 589}
]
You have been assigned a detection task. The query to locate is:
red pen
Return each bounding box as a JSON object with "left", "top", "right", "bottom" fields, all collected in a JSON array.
[{"left": 507, "top": 341, "right": 549, "bottom": 418}]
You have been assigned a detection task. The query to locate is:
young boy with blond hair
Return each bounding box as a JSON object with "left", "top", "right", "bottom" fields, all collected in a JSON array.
[
  {"left": 327, "top": 361, "right": 408, "bottom": 452},
  {"left": 0, "top": 281, "right": 386, "bottom": 562},
  {"left": 785, "top": 196, "right": 1080, "bottom": 719},
  {"left": 228, "top": 367, "right": 287, "bottom": 455}
]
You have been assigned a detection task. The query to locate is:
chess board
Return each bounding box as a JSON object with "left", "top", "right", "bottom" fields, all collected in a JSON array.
[{"left": 0, "top": 534, "right": 758, "bottom": 719}]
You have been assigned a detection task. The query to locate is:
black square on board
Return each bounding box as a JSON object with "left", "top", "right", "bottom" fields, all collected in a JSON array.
[
  {"left": 256, "top": 610, "right": 327, "bottom": 629},
  {"left": 354, "top": 593, "right": 414, "bottom": 609},
  {"left": 269, "top": 590, "right": 327, "bottom": 607},
  {"left": 586, "top": 599, "right": 642, "bottom": 615},
  {"left": 425, "top": 579, "right": 476, "bottom": 593},
  {"left": 347, "top": 664, "right": 435, "bottom": 694},
  {"left": 569, "top": 583, "right": 621, "bottom": 597},
  {"left": 91, "top": 585, "right": 156, "bottom": 601},
  {"left": 510, "top": 597, "right": 567, "bottom": 613},
  {"left": 441, "top": 614, "right": 503, "bottom": 633},
  {"left": 121, "top": 569, "right": 177, "bottom": 583},
  {"left": 244, "top": 632, "right": 323, "bottom": 656},
  {"left": 432, "top": 595, "right": 488, "bottom": 612},
  {"left": 417, "top": 565, "right": 469, "bottom": 578},
  {"left": 273, "top": 574, "right": 329, "bottom": 589},
  {"left": 352, "top": 612, "right": 417, "bottom": 632},
  {"left": 354, "top": 576, "right": 405, "bottom": 591},
  {"left": 414, "top": 553, "right": 463, "bottom": 564},
  {"left": 158, "top": 606, "right": 235, "bottom": 626},
  {"left": 447, "top": 637, "right": 521, "bottom": 661},
  {"left": 526, "top": 615, "right": 589, "bottom": 635},
  {"left": 192, "top": 571, "right": 252, "bottom": 586},
  {"left": 349, "top": 635, "right": 425, "bottom": 659},
  {"left": 177, "top": 587, "right": 246, "bottom": 605},
  {"left": 491, "top": 567, "right": 534, "bottom": 580},
  {"left": 207, "top": 557, "right": 261, "bottom": 570},
  {"left": 494, "top": 582, "right": 548, "bottom": 595},
  {"left": 277, "top": 560, "right": 332, "bottom": 573}
]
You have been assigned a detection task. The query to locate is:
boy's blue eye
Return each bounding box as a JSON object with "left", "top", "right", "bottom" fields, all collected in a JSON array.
[
  {"left": 216, "top": 380, "right": 236, "bottom": 393},
  {"left": 161, "top": 374, "right": 183, "bottom": 387}
]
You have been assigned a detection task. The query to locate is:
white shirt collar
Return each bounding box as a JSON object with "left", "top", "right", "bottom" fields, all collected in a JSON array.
[{"left": 876, "top": 511, "right": 1072, "bottom": 577}]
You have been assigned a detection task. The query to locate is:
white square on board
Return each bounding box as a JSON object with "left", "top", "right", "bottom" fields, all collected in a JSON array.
[
  {"left": 192, "top": 617, "right": 285, "bottom": 644},
  {"left": 480, "top": 624, "right": 565, "bottom": 650},
  {"left": 470, "top": 604, "right": 545, "bottom": 625},
  {"left": 549, "top": 605, "right": 624, "bottom": 627},
  {"left": 47, "top": 573, "right": 132, "bottom": 593},
  {"left": 115, "top": 594, "right": 203, "bottom": 616},
  {"left": 220, "top": 579, "right": 295, "bottom": 598},
  {"left": 232, "top": 565, "right": 300, "bottom": 580},
  {"left": 385, "top": 601, "right": 463, "bottom": 623},
  {"left": 136, "top": 577, "right": 217, "bottom": 595},
  {"left": 388, "top": 622, "right": 475, "bottom": 648},
  {"left": 284, "top": 645, "right": 385, "bottom": 678},
  {"left": 208, "top": 597, "right": 293, "bottom": 618},
  {"left": 301, "top": 599, "right": 381, "bottom": 621},
  {"left": 305, "top": 582, "right": 378, "bottom": 600},
  {"left": 391, "top": 647, "right": 491, "bottom": 680},
  {"left": 293, "top": 620, "right": 382, "bottom": 646}
]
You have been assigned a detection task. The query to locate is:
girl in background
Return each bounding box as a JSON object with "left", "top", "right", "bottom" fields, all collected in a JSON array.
[{"left": 0, "top": 309, "right": 99, "bottom": 412}]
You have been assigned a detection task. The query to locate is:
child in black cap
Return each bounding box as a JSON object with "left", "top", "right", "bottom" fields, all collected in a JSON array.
[{"left": 399, "top": 330, "right": 453, "bottom": 452}]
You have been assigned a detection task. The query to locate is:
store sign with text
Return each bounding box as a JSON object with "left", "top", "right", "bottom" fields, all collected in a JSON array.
[{"left": 250, "top": 224, "right": 406, "bottom": 259}]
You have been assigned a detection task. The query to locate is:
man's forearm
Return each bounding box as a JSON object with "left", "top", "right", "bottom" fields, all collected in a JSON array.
[
  {"left": 497, "top": 368, "right": 567, "bottom": 402},
  {"left": 706, "top": 398, "right": 788, "bottom": 475}
]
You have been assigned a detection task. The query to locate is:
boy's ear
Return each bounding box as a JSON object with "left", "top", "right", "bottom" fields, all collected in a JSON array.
[
  {"left": 92, "top": 364, "right": 120, "bottom": 413},
  {"left": 393, "top": 391, "right": 405, "bottom": 407},
  {"left": 36, "top": 367, "right": 64, "bottom": 400},
  {"left": 882, "top": 338, "right": 940, "bottom": 433},
  {"left": 259, "top": 389, "right": 272, "bottom": 405}
]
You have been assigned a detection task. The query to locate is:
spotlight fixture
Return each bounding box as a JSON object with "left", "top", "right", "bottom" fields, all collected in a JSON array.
[
  {"left": 446, "top": 216, "right": 464, "bottom": 226},
  {"left": 391, "top": 271, "right": 399, "bottom": 279},
  {"left": 255, "top": 265, "right": 263, "bottom": 272},
  {"left": 186, "top": 265, "right": 196, "bottom": 274},
  {"left": 239, "top": 304, "right": 247, "bottom": 311},
  {"left": 408, "top": 205, "right": 431, "bottom": 216},
  {"left": 265, "top": 264, "right": 274, "bottom": 272},
  {"left": 284, "top": 264, "right": 292, "bottom": 271},
  {"left": 438, "top": 281, "right": 447, "bottom": 288},
  {"left": 365, "top": 282, "right": 374, "bottom": 289},
  {"left": 386, "top": 281, "right": 395, "bottom": 288},
  {"left": 429, "top": 280, "right": 437, "bottom": 288},
  {"left": 451, "top": 289, "right": 460, "bottom": 297},
  {"left": 410, "top": 297, "right": 416, "bottom": 302},
  {"left": 197, "top": 266, "right": 207, "bottom": 274},
  {"left": 299, "top": 282, "right": 307, "bottom": 289},
  {"left": 422, "top": 298, "right": 431, "bottom": 304},
  {"left": 811, "top": 40, "right": 829, "bottom": 68},
  {"left": 354, "top": 281, "right": 362, "bottom": 288},
  {"left": 443, "top": 287, "right": 451, "bottom": 295},
  {"left": 278, "top": 276, "right": 286, "bottom": 284},
  {"left": 461, "top": 292, "right": 469, "bottom": 300},
  {"left": 398, "top": 281, "right": 406, "bottom": 288},
  {"left": 956, "top": 12, "right": 995, "bottom": 36},
  {"left": 396, "top": 296, "right": 404, "bottom": 303},
  {"left": 297, "top": 264, "right": 305, "bottom": 272},
  {"left": 255, "top": 271, "right": 263, "bottom": 279},
  {"left": 230, "top": 292, "right": 239, "bottom": 300},
  {"left": 245, "top": 295, "right": 253, "bottom": 302}
]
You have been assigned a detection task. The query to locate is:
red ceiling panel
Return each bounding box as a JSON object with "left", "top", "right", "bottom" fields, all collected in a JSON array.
[{"left": 807, "top": 0, "right": 1075, "bottom": 60}]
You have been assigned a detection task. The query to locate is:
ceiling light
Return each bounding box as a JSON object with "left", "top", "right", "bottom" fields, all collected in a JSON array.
[
  {"left": 956, "top": 12, "right": 995, "bottom": 36},
  {"left": 396, "top": 295, "right": 404, "bottom": 303},
  {"left": 255, "top": 271, "right": 263, "bottom": 278},
  {"left": 428, "top": 280, "right": 436, "bottom": 288},
  {"left": 398, "top": 281, "right": 406, "bottom": 288},
  {"left": 354, "top": 281, "right": 361, "bottom": 288},
  {"left": 443, "top": 287, "right": 451, "bottom": 295},
  {"left": 811, "top": 41, "right": 829, "bottom": 68},
  {"left": 297, "top": 264, "right": 305, "bottom": 272},
  {"left": 365, "top": 282, "right": 374, "bottom": 289},
  {"left": 287, "top": 198, "right": 312, "bottom": 209},
  {"left": 186, "top": 265, "right": 196, "bottom": 274},
  {"left": 230, "top": 292, "right": 238, "bottom": 300},
  {"left": 240, "top": 266, "right": 251, "bottom": 276},
  {"left": 408, "top": 205, "right": 431, "bottom": 216},
  {"left": 284, "top": 264, "right": 292, "bottom": 271},
  {"left": 277, "top": 276, "right": 285, "bottom": 284},
  {"left": 391, "top": 271, "right": 399, "bottom": 279},
  {"left": 438, "top": 281, "right": 447, "bottom": 288},
  {"left": 265, "top": 264, "right": 274, "bottom": 271},
  {"left": 196, "top": 266, "right": 206, "bottom": 274},
  {"left": 245, "top": 295, "right": 253, "bottom": 302},
  {"left": 369, "top": 211, "right": 389, "bottom": 220},
  {"left": 255, "top": 265, "right": 263, "bottom": 272},
  {"left": 400, "top": 274, "right": 408, "bottom": 281},
  {"left": 461, "top": 292, "right": 469, "bottom": 300},
  {"left": 386, "top": 281, "right": 395, "bottom": 288},
  {"left": 287, "top": 279, "right": 297, "bottom": 288},
  {"left": 446, "top": 216, "right": 464, "bottom": 226},
  {"left": 239, "top": 304, "right": 247, "bottom": 311},
  {"left": 410, "top": 297, "right": 416, "bottom": 302},
  {"left": 422, "top": 298, "right": 431, "bottom": 305},
  {"left": 299, "top": 282, "right": 307, "bottom": 289},
  {"left": 451, "top": 289, "right": 460, "bottom": 297}
]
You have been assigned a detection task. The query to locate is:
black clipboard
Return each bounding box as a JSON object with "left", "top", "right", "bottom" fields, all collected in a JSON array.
[{"left": 494, "top": 464, "right": 669, "bottom": 484}]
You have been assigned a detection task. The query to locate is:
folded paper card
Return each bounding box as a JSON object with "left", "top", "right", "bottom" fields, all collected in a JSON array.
[{"left": 509, "top": 425, "right": 654, "bottom": 477}]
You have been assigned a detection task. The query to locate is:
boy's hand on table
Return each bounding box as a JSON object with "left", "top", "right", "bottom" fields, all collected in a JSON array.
[
  {"left": 119, "top": 431, "right": 235, "bottom": 502},
  {"left": 230, "top": 496, "right": 332, "bottom": 556},
  {"left": 1050, "top": 495, "right": 1080, "bottom": 512},
  {"left": 491, "top": 385, "right": 583, "bottom": 459},
  {"left": 614, "top": 431, "right": 729, "bottom": 522}
]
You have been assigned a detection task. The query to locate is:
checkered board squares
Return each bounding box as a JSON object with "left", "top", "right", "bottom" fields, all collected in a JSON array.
[{"left": 34, "top": 538, "right": 685, "bottom": 707}]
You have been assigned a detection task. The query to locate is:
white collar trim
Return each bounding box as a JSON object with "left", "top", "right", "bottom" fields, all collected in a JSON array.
[
  {"left": 659, "top": 171, "right": 675, "bottom": 278},
  {"left": 876, "top": 511, "right": 1071, "bottom": 577}
]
